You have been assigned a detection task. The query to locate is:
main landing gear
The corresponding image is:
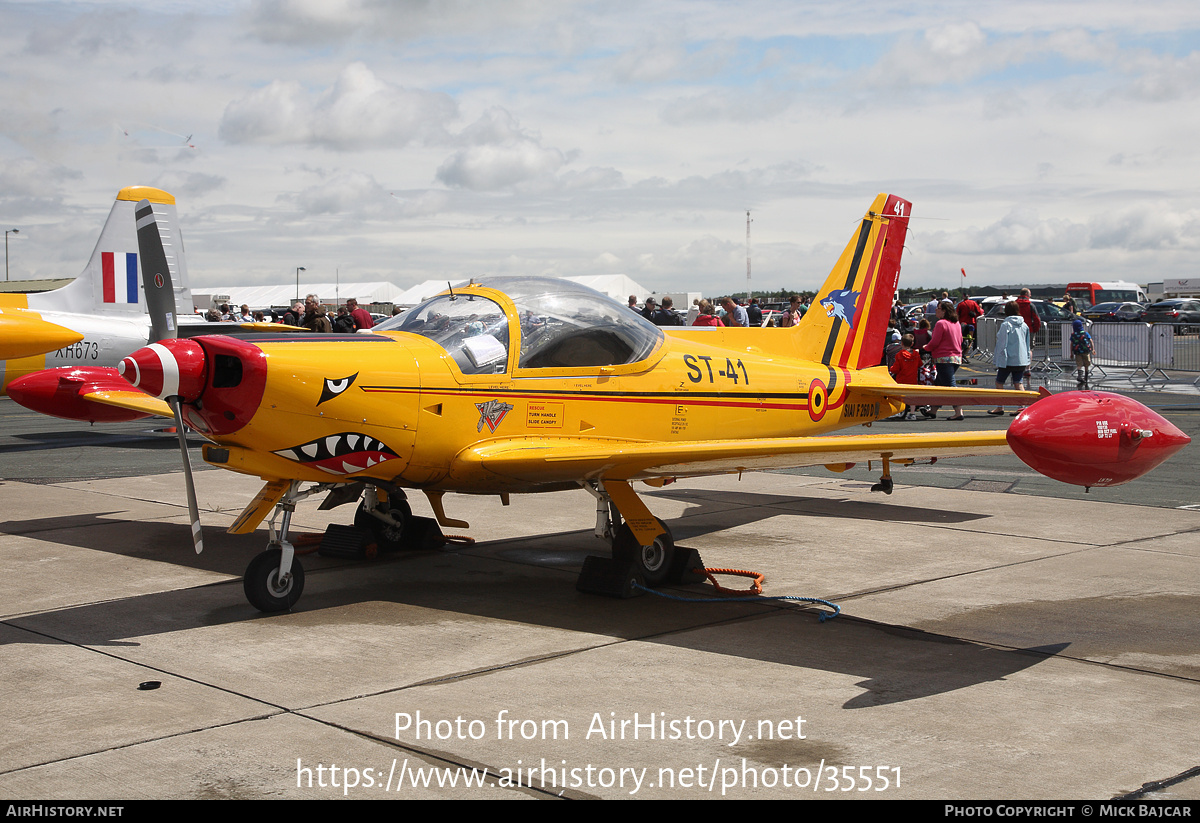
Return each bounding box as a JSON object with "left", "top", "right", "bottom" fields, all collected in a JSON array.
[
  {"left": 353, "top": 486, "right": 412, "bottom": 552},
  {"left": 579, "top": 480, "right": 702, "bottom": 596},
  {"left": 612, "top": 518, "right": 677, "bottom": 587},
  {"left": 870, "top": 453, "right": 894, "bottom": 495}
]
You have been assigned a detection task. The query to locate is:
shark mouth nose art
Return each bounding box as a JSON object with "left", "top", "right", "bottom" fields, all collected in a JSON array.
[{"left": 273, "top": 432, "right": 399, "bottom": 476}]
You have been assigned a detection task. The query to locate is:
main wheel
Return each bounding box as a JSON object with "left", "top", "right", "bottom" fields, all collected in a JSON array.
[
  {"left": 244, "top": 549, "right": 305, "bottom": 612},
  {"left": 612, "top": 518, "right": 676, "bottom": 587},
  {"left": 354, "top": 497, "right": 413, "bottom": 552}
]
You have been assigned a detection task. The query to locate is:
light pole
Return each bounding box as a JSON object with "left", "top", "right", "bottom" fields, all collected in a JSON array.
[
  {"left": 295, "top": 266, "right": 306, "bottom": 301},
  {"left": 5, "top": 229, "right": 18, "bottom": 282}
]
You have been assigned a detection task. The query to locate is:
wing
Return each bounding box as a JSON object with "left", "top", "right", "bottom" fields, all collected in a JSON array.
[{"left": 456, "top": 431, "right": 1011, "bottom": 485}]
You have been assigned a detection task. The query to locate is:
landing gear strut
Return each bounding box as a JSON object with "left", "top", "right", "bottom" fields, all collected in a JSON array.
[
  {"left": 871, "top": 453, "right": 894, "bottom": 495},
  {"left": 353, "top": 486, "right": 412, "bottom": 552},
  {"left": 579, "top": 480, "right": 698, "bottom": 594},
  {"left": 245, "top": 480, "right": 306, "bottom": 613}
]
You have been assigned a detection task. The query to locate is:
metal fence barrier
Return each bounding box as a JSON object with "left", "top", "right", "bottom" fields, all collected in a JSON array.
[{"left": 972, "top": 319, "right": 1200, "bottom": 386}]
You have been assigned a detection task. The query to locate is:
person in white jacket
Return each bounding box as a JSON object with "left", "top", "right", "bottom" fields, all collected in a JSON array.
[{"left": 989, "top": 301, "right": 1031, "bottom": 416}]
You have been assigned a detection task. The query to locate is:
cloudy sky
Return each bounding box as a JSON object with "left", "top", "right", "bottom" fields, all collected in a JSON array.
[{"left": 3, "top": 1, "right": 1200, "bottom": 297}]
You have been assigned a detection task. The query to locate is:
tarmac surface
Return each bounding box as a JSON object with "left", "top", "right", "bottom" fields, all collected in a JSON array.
[{"left": 0, "top": 385, "right": 1197, "bottom": 800}]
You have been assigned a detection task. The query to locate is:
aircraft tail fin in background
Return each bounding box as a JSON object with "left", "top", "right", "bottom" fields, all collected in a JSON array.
[
  {"left": 795, "top": 193, "right": 911, "bottom": 370},
  {"left": 23, "top": 186, "right": 192, "bottom": 319}
]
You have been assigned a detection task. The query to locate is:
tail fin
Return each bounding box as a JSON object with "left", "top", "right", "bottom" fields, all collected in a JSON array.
[
  {"left": 24, "top": 186, "right": 192, "bottom": 319},
  {"left": 795, "top": 193, "right": 911, "bottom": 369}
]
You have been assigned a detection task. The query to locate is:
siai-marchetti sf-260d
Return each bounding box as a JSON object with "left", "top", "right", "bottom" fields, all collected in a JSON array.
[{"left": 13, "top": 194, "right": 1190, "bottom": 611}]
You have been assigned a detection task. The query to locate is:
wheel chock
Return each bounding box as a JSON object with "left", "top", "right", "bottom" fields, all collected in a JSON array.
[
  {"left": 576, "top": 555, "right": 645, "bottom": 598},
  {"left": 676, "top": 548, "right": 707, "bottom": 584},
  {"left": 318, "top": 524, "right": 375, "bottom": 559},
  {"left": 402, "top": 516, "right": 447, "bottom": 552}
]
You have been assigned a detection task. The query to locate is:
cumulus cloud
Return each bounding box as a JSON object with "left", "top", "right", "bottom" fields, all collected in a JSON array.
[
  {"left": 218, "top": 62, "right": 456, "bottom": 151},
  {"left": 661, "top": 88, "right": 796, "bottom": 124},
  {"left": 678, "top": 161, "right": 816, "bottom": 191},
  {"left": 928, "top": 204, "right": 1200, "bottom": 255},
  {"left": 1119, "top": 51, "right": 1200, "bottom": 102},
  {"left": 436, "top": 142, "right": 566, "bottom": 191},
  {"left": 282, "top": 169, "right": 392, "bottom": 217},
  {"left": 861, "top": 22, "right": 1102, "bottom": 91},
  {"left": 152, "top": 171, "right": 226, "bottom": 199},
  {"left": 436, "top": 108, "right": 612, "bottom": 192},
  {"left": 668, "top": 234, "right": 743, "bottom": 272},
  {"left": 275, "top": 169, "right": 453, "bottom": 220},
  {"left": 248, "top": 0, "right": 364, "bottom": 44},
  {"left": 248, "top": 0, "right": 563, "bottom": 45},
  {"left": 925, "top": 22, "right": 986, "bottom": 59},
  {"left": 1089, "top": 205, "right": 1200, "bottom": 251},
  {"left": 559, "top": 166, "right": 625, "bottom": 191},
  {"left": 928, "top": 208, "right": 1090, "bottom": 255},
  {"left": 0, "top": 158, "right": 77, "bottom": 198},
  {"left": 23, "top": 7, "right": 141, "bottom": 57},
  {"left": 612, "top": 34, "right": 690, "bottom": 84}
]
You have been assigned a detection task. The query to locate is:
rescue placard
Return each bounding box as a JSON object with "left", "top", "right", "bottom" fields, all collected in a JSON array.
[{"left": 527, "top": 401, "right": 564, "bottom": 428}]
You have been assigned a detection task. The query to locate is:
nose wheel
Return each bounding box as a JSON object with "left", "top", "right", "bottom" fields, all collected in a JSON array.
[
  {"left": 244, "top": 548, "right": 305, "bottom": 612},
  {"left": 243, "top": 480, "right": 307, "bottom": 613}
]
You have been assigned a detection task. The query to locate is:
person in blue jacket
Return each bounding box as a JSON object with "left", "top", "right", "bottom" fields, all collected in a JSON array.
[{"left": 989, "top": 301, "right": 1030, "bottom": 416}]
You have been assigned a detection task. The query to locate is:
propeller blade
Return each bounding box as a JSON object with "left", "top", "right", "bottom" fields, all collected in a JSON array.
[
  {"left": 168, "top": 397, "right": 204, "bottom": 554},
  {"left": 135, "top": 199, "right": 179, "bottom": 343}
]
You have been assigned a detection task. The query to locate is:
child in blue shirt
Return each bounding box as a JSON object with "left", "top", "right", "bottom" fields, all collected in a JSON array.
[{"left": 1070, "top": 318, "right": 1095, "bottom": 389}]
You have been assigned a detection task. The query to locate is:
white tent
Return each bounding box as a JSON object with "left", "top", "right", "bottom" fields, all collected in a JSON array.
[
  {"left": 561, "top": 274, "right": 651, "bottom": 302},
  {"left": 392, "top": 279, "right": 468, "bottom": 307},
  {"left": 194, "top": 281, "right": 407, "bottom": 310},
  {"left": 197, "top": 274, "right": 656, "bottom": 311},
  {"left": 392, "top": 274, "right": 653, "bottom": 306}
]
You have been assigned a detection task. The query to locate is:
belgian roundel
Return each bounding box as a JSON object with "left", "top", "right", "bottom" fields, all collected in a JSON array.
[{"left": 807, "top": 379, "right": 828, "bottom": 422}]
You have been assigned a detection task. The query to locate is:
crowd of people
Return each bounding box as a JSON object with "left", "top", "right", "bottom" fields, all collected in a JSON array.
[
  {"left": 627, "top": 294, "right": 813, "bottom": 328},
  {"left": 884, "top": 287, "right": 1096, "bottom": 420},
  {"left": 202, "top": 295, "right": 381, "bottom": 333}
]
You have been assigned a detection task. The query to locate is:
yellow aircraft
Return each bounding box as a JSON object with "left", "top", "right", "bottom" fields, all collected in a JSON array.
[{"left": 13, "top": 194, "right": 1190, "bottom": 612}]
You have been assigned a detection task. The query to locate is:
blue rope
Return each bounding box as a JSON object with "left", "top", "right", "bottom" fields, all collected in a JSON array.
[{"left": 631, "top": 582, "right": 841, "bottom": 622}]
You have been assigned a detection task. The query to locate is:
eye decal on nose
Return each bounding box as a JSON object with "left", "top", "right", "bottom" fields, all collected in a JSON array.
[{"left": 318, "top": 372, "right": 358, "bottom": 406}]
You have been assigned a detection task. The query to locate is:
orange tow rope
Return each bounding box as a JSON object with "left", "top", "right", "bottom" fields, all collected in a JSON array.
[
  {"left": 697, "top": 567, "right": 764, "bottom": 596},
  {"left": 291, "top": 533, "right": 325, "bottom": 554}
]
